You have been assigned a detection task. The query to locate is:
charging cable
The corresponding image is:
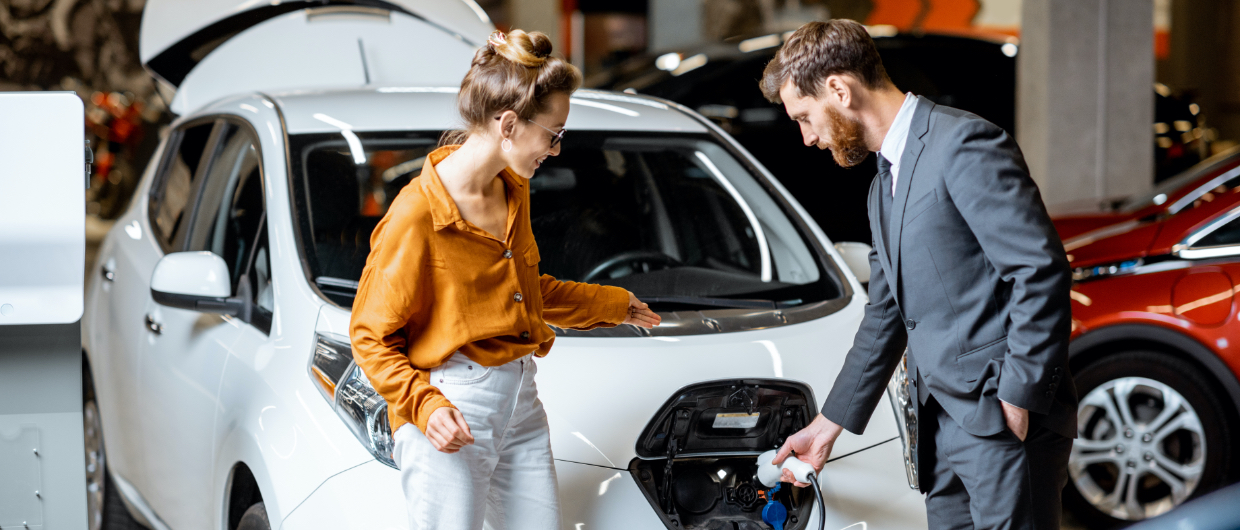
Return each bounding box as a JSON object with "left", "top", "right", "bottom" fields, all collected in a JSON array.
[{"left": 757, "top": 450, "right": 826, "bottom": 530}]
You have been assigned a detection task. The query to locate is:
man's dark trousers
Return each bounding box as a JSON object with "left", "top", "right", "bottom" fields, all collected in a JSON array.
[{"left": 821, "top": 96, "right": 1078, "bottom": 529}]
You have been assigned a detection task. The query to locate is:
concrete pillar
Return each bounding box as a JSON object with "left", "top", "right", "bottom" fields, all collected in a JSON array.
[
  {"left": 508, "top": 0, "right": 561, "bottom": 54},
  {"left": 1017, "top": 0, "right": 1154, "bottom": 207},
  {"left": 649, "top": 0, "right": 704, "bottom": 52}
]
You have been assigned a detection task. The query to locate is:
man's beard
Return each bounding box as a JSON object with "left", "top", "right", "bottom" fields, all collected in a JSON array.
[{"left": 824, "top": 105, "right": 870, "bottom": 168}]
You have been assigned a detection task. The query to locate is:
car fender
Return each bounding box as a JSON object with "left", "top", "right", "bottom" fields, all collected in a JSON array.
[
  {"left": 213, "top": 421, "right": 281, "bottom": 528},
  {"left": 1070, "top": 323, "right": 1240, "bottom": 414}
]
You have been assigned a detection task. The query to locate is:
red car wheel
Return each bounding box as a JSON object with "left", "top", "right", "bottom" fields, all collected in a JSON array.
[{"left": 1064, "top": 351, "right": 1234, "bottom": 527}]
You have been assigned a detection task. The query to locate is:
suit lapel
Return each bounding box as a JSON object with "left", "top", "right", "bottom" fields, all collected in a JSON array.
[
  {"left": 869, "top": 176, "right": 895, "bottom": 282},
  {"left": 889, "top": 96, "right": 934, "bottom": 306}
]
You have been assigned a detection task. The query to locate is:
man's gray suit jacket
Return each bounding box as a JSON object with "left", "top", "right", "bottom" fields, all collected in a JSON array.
[{"left": 821, "top": 96, "right": 1078, "bottom": 456}]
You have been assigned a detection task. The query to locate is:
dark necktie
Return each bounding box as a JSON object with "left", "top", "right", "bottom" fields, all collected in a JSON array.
[{"left": 877, "top": 154, "right": 893, "bottom": 248}]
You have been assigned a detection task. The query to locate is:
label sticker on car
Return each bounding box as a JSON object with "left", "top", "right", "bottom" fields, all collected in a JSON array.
[{"left": 713, "top": 412, "right": 760, "bottom": 429}]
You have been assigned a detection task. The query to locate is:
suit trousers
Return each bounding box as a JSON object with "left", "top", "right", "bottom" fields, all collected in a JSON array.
[
  {"left": 922, "top": 395, "right": 1072, "bottom": 530},
  {"left": 393, "top": 352, "right": 560, "bottom": 530}
]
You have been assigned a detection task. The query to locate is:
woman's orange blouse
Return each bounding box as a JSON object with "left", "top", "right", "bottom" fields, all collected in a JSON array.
[{"left": 349, "top": 145, "right": 631, "bottom": 435}]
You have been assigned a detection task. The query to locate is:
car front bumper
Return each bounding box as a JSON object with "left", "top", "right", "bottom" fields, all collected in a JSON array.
[{"left": 279, "top": 439, "right": 926, "bottom": 530}]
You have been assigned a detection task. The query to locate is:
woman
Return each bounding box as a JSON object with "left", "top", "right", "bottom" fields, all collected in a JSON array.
[{"left": 349, "top": 29, "right": 661, "bottom": 529}]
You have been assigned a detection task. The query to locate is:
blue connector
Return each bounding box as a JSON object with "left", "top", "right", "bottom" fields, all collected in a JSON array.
[{"left": 762, "top": 483, "right": 788, "bottom": 530}]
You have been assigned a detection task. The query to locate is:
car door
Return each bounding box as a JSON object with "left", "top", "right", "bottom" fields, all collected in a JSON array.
[
  {"left": 94, "top": 119, "right": 216, "bottom": 493},
  {"left": 138, "top": 119, "right": 270, "bottom": 527}
]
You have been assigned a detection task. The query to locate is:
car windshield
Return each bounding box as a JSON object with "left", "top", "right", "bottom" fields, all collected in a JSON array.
[
  {"left": 1119, "top": 148, "right": 1240, "bottom": 214},
  {"left": 288, "top": 131, "right": 838, "bottom": 309}
]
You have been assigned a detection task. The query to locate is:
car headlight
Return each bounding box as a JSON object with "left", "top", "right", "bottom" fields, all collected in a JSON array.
[
  {"left": 309, "top": 332, "right": 397, "bottom": 468},
  {"left": 886, "top": 352, "right": 918, "bottom": 490},
  {"left": 1072, "top": 258, "right": 1143, "bottom": 282}
]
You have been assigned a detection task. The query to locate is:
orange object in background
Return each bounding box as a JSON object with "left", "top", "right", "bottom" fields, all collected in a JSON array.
[
  {"left": 921, "top": 0, "right": 981, "bottom": 31},
  {"left": 866, "top": 0, "right": 985, "bottom": 35},
  {"left": 866, "top": 0, "right": 925, "bottom": 31}
]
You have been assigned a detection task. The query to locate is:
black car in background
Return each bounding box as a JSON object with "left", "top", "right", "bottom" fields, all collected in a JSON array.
[
  {"left": 590, "top": 31, "right": 1018, "bottom": 245},
  {"left": 591, "top": 31, "right": 1208, "bottom": 246}
]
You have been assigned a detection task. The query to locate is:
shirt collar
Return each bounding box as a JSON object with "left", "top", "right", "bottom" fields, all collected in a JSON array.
[
  {"left": 879, "top": 92, "right": 918, "bottom": 167},
  {"left": 421, "top": 144, "right": 525, "bottom": 231}
]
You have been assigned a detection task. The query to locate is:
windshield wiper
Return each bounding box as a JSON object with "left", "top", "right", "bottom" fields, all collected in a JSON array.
[{"left": 637, "top": 295, "right": 777, "bottom": 310}]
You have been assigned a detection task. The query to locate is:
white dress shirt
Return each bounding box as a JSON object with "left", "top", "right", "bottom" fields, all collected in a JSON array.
[{"left": 879, "top": 93, "right": 918, "bottom": 196}]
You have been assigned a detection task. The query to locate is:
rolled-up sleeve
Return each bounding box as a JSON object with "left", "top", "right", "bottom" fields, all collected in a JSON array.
[
  {"left": 350, "top": 218, "right": 454, "bottom": 434},
  {"left": 539, "top": 276, "right": 630, "bottom": 330}
]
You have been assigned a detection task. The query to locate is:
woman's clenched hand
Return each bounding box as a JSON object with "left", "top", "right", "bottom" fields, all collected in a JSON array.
[{"left": 426, "top": 406, "right": 474, "bottom": 453}]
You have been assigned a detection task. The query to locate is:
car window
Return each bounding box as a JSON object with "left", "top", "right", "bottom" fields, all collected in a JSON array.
[
  {"left": 185, "top": 121, "right": 272, "bottom": 332},
  {"left": 288, "top": 131, "right": 835, "bottom": 309},
  {"left": 150, "top": 121, "right": 215, "bottom": 251},
  {"left": 291, "top": 136, "right": 438, "bottom": 304},
  {"left": 1193, "top": 216, "right": 1240, "bottom": 248},
  {"left": 1120, "top": 148, "right": 1240, "bottom": 213},
  {"left": 530, "top": 137, "right": 820, "bottom": 291}
]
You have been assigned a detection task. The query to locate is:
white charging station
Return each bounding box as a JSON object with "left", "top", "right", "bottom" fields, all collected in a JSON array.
[{"left": 0, "top": 92, "right": 88, "bottom": 529}]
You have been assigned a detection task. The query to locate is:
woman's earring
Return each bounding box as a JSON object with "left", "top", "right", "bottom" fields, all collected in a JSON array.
[{"left": 501, "top": 138, "right": 512, "bottom": 152}]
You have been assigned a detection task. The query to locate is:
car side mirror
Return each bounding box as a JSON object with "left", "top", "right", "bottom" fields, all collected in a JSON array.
[
  {"left": 150, "top": 252, "right": 244, "bottom": 316},
  {"left": 834, "top": 241, "right": 872, "bottom": 285}
]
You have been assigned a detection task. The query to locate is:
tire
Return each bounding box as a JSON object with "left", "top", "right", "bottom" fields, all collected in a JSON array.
[
  {"left": 1063, "top": 351, "right": 1234, "bottom": 528},
  {"left": 84, "top": 368, "right": 143, "bottom": 530},
  {"left": 236, "top": 502, "right": 270, "bottom": 530}
]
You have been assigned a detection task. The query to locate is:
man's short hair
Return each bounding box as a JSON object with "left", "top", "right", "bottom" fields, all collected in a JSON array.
[{"left": 760, "top": 20, "right": 892, "bottom": 103}]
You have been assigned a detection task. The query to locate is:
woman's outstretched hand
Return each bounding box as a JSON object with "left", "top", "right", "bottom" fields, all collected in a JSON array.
[{"left": 624, "top": 291, "right": 661, "bottom": 329}]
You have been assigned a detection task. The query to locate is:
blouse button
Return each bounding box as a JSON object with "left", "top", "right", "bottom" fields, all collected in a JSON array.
[
  {"left": 503, "top": 249, "right": 513, "bottom": 259},
  {"left": 520, "top": 331, "right": 530, "bottom": 340},
  {"left": 514, "top": 292, "right": 524, "bottom": 302}
]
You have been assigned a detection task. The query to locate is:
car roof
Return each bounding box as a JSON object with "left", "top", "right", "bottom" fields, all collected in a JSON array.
[{"left": 261, "top": 87, "right": 708, "bottom": 135}]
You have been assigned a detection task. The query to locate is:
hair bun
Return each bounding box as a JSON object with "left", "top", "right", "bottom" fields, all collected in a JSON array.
[{"left": 488, "top": 29, "right": 553, "bottom": 67}]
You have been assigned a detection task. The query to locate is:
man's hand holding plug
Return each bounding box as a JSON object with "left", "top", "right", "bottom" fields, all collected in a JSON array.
[{"left": 772, "top": 413, "right": 844, "bottom": 487}]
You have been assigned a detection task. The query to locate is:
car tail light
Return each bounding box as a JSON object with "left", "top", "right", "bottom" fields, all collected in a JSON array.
[{"left": 309, "top": 332, "right": 397, "bottom": 468}]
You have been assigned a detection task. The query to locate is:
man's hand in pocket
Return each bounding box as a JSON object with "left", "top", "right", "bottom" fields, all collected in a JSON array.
[{"left": 1001, "top": 400, "right": 1028, "bottom": 441}]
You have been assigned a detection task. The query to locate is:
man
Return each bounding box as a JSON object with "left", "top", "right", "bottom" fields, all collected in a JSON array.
[{"left": 761, "top": 20, "right": 1077, "bottom": 529}]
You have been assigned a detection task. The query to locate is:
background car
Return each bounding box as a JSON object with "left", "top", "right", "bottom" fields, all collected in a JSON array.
[
  {"left": 1052, "top": 147, "right": 1240, "bottom": 241},
  {"left": 1060, "top": 152, "right": 1240, "bottom": 527},
  {"left": 593, "top": 32, "right": 1210, "bottom": 248},
  {"left": 81, "top": 2, "right": 926, "bottom": 529},
  {"left": 591, "top": 30, "right": 1017, "bottom": 246}
]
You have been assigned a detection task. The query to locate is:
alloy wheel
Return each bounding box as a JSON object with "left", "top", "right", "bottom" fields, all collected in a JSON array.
[
  {"left": 1070, "top": 376, "right": 1205, "bottom": 520},
  {"left": 84, "top": 400, "right": 107, "bottom": 530}
]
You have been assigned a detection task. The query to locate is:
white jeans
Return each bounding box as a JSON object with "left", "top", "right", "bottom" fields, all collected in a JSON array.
[{"left": 394, "top": 352, "right": 560, "bottom": 530}]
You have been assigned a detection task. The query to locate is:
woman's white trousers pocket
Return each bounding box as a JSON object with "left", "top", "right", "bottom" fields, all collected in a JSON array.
[{"left": 394, "top": 352, "right": 560, "bottom": 530}]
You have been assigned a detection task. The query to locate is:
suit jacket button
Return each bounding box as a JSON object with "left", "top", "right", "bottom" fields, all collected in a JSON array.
[
  {"left": 1054, "top": 366, "right": 1063, "bottom": 374},
  {"left": 906, "top": 319, "right": 916, "bottom": 330},
  {"left": 1045, "top": 390, "right": 1053, "bottom": 397}
]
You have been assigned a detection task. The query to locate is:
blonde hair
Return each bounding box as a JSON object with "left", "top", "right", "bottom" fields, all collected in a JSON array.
[{"left": 442, "top": 29, "right": 581, "bottom": 146}]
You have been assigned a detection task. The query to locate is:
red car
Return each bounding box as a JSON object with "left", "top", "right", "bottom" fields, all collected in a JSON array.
[
  {"left": 1056, "top": 150, "right": 1240, "bottom": 527},
  {"left": 1052, "top": 147, "right": 1240, "bottom": 240}
]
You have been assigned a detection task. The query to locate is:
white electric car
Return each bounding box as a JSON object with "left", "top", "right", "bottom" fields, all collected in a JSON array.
[{"left": 82, "top": 1, "right": 927, "bottom": 529}]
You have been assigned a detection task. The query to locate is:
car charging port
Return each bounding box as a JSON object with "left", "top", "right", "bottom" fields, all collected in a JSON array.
[
  {"left": 630, "top": 456, "right": 812, "bottom": 529},
  {"left": 630, "top": 379, "right": 818, "bottom": 529}
]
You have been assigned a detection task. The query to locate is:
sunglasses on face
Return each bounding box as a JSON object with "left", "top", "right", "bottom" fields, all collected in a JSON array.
[{"left": 526, "top": 118, "right": 566, "bottom": 149}]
